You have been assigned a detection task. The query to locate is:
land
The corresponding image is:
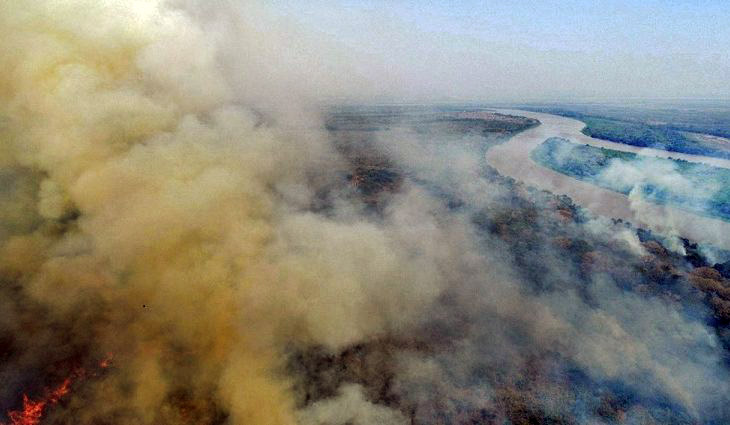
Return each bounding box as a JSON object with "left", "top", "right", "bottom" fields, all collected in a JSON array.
[
  {"left": 520, "top": 101, "right": 730, "bottom": 159},
  {"left": 284, "top": 106, "right": 730, "bottom": 425},
  {"left": 325, "top": 106, "right": 538, "bottom": 207}
]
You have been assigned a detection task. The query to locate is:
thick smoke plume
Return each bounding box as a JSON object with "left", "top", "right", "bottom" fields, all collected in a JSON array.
[
  {"left": 2, "top": 1, "right": 730, "bottom": 425},
  {"left": 0, "top": 1, "right": 442, "bottom": 423}
]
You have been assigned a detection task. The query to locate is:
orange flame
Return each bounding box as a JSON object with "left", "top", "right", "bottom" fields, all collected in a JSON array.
[
  {"left": 2, "top": 378, "right": 71, "bottom": 425},
  {"left": 2, "top": 356, "right": 112, "bottom": 425},
  {"left": 99, "top": 353, "right": 113, "bottom": 370}
]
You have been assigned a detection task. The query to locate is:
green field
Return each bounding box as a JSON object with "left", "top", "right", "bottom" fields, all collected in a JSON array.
[{"left": 531, "top": 138, "right": 730, "bottom": 221}]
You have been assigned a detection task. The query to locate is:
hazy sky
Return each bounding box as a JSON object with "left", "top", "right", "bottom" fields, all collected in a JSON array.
[{"left": 263, "top": 0, "right": 730, "bottom": 102}]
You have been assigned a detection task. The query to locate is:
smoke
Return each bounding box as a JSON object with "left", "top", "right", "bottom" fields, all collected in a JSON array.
[
  {"left": 598, "top": 156, "right": 726, "bottom": 255},
  {"left": 0, "top": 1, "right": 443, "bottom": 423},
  {"left": 297, "top": 384, "right": 407, "bottom": 425},
  {"left": 2, "top": 1, "right": 730, "bottom": 424},
  {"left": 360, "top": 119, "right": 730, "bottom": 422}
]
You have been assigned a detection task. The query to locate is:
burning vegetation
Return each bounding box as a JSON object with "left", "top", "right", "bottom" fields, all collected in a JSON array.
[
  {"left": 2, "top": 1, "right": 730, "bottom": 424},
  {"left": 2, "top": 355, "right": 111, "bottom": 425},
  {"left": 3, "top": 378, "right": 71, "bottom": 425}
]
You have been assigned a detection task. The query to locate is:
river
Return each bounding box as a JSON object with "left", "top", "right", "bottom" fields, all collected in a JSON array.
[{"left": 485, "top": 109, "right": 730, "bottom": 250}]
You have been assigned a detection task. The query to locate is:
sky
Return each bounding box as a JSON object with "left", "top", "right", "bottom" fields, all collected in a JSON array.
[{"left": 263, "top": 0, "right": 730, "bottom": 102}]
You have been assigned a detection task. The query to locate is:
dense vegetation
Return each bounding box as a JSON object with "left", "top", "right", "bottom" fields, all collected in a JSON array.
[
  {"left": 520, "top": 101, "right": 730, "bottom": 138},
  {"left": 581, "top": 116, "right": 715, "bottom": 153},
  {"left": 532, "top": 137, "right": 730, "bottom": 221},
  {"left": 521, "top": 103, "right": 730, "bottom": 160}
]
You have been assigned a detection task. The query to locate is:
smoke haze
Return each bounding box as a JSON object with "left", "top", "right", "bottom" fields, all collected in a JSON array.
[{"left": 2, "top": 1, "right": 730, "bottom": 425}]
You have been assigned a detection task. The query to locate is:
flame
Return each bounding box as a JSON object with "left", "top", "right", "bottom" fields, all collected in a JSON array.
[
  {"left": 2, "top": 357, "right": 113, "bottom": 425},
  {"left": 2, "top": 378, "right": 71, "bottom": 425},
  {"left": 99, "top": 353, "right": 113, "bottom": 370}
]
